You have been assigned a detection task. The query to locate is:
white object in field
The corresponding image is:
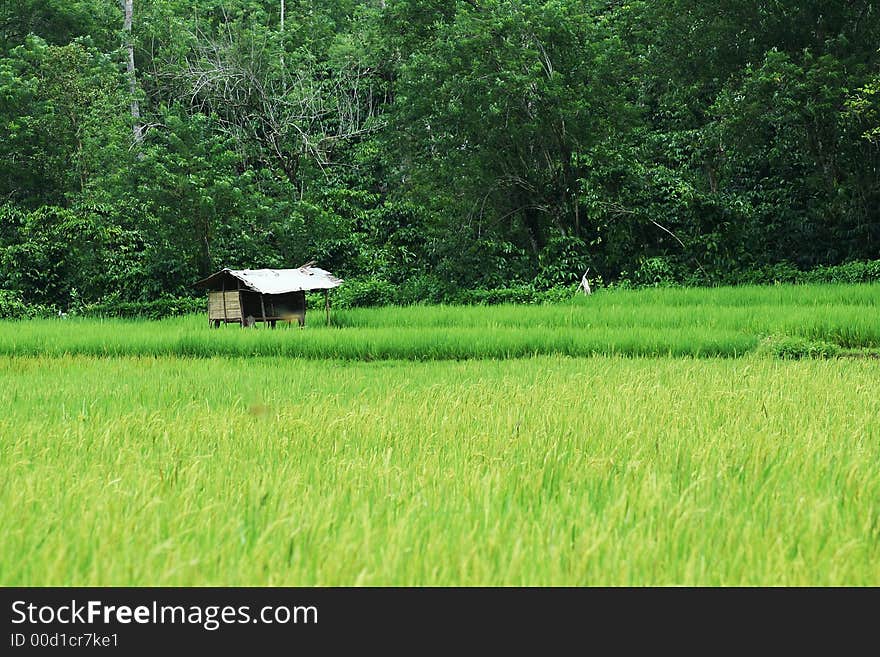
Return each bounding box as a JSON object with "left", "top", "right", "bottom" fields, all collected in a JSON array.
[{"left": 580, "top": 269, "right": 592, "bottom": 295}]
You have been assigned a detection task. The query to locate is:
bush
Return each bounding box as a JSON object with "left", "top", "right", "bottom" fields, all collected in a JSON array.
[
  {"left": 736, "top": 260, "right": 880, "bottom": 286},
  {"left": 738, "top": 262, "right": 803, "bottom": 285},
  {"left": 315, "top": 280, "right": 581, "bottom": 308},
  {"left": 395, "top": 275, "right": 450, "bottom": 305},
  {"left": 617, "top": 257, "right": 681, "bottom": 288},
  {"left": 539, "top": 284, "right": 583, "bottom": 303},
  {"left": 455, "top": 285, "right": 542, "bottom": 305},
  {"left": 758, "top": 335, "right": 841, "bottom": 360},
  {"left": 331, "top": 277, "right": 398, "bottom": 308},
  {"left": 802, "top": 260, "right": 880, "bottom": 284},
  {"left": 452, "top": 284, "right": 580, "bottom": 305},
  {"left": 76, "top": 296, "right": 205, "bottom": 319},
  {"left": 0, "top": 289, "right": 54, "bottom": 319}
]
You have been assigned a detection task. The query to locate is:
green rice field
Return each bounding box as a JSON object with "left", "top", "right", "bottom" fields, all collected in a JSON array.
[
  {"left": 1, "top": 283, "right": 879, "bottom": 359},
  {"left": 2, "top": 284, "right": 879, "bottom": 585}
]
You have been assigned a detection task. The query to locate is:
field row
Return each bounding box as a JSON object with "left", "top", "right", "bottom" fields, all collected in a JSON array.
[{"left": 1, "top": 284, "right": 879, "bottom": 359}]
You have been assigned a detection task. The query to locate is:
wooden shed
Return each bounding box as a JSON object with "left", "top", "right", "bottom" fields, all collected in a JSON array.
[{"left": 194, "top": 265, "right": 343, "bottom": 328}]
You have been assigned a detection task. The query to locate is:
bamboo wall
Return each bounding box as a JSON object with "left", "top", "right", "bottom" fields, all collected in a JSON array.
[{"left": 208, "top": 291, "right": 242, "bottom": 321}]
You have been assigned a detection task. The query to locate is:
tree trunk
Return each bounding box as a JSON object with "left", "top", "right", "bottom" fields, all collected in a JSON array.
[
  {"left": 280, "top": 0, "right": 285, "bottom": 68},
  {"left": 123, "top": 0, "right": 143, "bottom": 145},
  {"left": 523, "top": 206, "right": 544, "bottom": 254}
]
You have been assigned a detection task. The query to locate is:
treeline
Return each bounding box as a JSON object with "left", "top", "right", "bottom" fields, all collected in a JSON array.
[{"left": 1, "top": 1, "right": 879, "bottom": 311}]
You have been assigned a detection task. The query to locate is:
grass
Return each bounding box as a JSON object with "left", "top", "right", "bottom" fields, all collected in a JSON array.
[
  {"left": 1, "top": 283, "right": 879, "bottom": 585},
  {"left": 0, "top": 283, "right": 877, "bottom": 360},
  {"left": 1, "top": 354, "right": 878, "bottom": 585}
]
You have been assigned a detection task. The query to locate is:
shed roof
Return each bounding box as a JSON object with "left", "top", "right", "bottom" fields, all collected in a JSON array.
[{"left": 194, "top": 266, "right": 343, "bottom": 294}]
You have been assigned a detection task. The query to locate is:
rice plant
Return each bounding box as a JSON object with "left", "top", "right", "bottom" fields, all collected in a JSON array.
[
  {"left": 0, "top": 283, "right": 876, "bottom": 360},
  {"left": 2, "top": 283, "right": 878, "bottom": 585},
  {"left": 1, "top": 355, "right": 878, "bottom": 585}
]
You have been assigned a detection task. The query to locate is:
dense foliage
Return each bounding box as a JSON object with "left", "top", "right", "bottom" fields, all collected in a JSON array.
[{"left": 1, "top": 1, "right": 879, "bottom": 310}]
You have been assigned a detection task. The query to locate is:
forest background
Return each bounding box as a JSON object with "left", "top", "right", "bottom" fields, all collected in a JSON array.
[{"left": 1, "top": 1, "right": 879, "bottom": 315}]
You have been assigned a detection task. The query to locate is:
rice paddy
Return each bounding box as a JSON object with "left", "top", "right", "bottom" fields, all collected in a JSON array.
[
  {"left": 1, "top": 283, "right": 878, "bottom": 359},
  {"left": 1, "top": 284, "right": 879, "bottom": 585}
]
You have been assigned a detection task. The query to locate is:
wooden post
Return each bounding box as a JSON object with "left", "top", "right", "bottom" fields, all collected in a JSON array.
[
  {"left": 222, "top": 279, "right": 228, "bottom": 323},
  {"left": 325, "top": 289, "right": 330, "bottom": 326},
  {"left": 260, "top": 293, "right": 267, "bottom": 327}
]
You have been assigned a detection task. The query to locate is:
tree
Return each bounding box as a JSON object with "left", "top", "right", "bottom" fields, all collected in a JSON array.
[
  {"left": 122, "top": 0, "right": 144, "bottom": 144},
  {"left": 0, "top": 36, "right": 131, "bottom": 205},
  {"left": 392, "top": 0, "right": 635, "bottom": 285}
]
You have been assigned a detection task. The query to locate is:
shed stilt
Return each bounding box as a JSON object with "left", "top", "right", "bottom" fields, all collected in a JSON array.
[{"left": 222, "top": 279, "right": 228, "bottom": 323}]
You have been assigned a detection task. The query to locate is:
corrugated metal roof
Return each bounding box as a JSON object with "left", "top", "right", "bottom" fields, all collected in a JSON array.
[{"left": 195, "top": 267, "right": 343, "bottom": 294}]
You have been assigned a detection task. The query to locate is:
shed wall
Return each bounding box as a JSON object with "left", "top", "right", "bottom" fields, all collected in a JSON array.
[{"left": 208, "top": 291, "right": 242, "bottom": 321}]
